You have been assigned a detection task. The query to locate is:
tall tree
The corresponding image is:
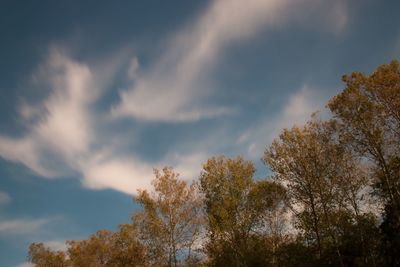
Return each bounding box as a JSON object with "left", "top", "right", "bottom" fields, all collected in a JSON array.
[
  {"left": 263, "top": 118, "right": 376, "bottom": 266},
  {"left": 199, "top": 156, "right": 257, "bottom": 266},
  {"left": 133, "top": 167, "right": 204, "bottom": 267},
  {"left": 250, "top": 179, "right": 290, "bottom": 266},
  {"left": 199, "top": 156, "right": 290, "bottom": 266},
  {"left": 328, "top": 60, "right": 400, "bottom": 265},
  {"left": 328, "top": 60, "right": 400, "bottom": 204}
]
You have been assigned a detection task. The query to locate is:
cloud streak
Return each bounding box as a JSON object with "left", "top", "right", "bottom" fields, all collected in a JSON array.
[
  {"left": 15, "top": 262, "right": 34, "bottom": 267},
  {"left": 112, "top": 0, "right": 348, "bottom": 123},
  {"left": 0, "top": 191, "right": 11, "bottom": 205},
  {"left": 0, "top": 50, "right": 154, "bottom": 194},
  {"left": 237, "top": 85, "right": 329, "bottom": 159},
  {"left": 43, "top": 240, "right": 68, "bottom": 252},
  {"left": 112, "top": 0, "right": 295, "bottom": 122},
  {"left": 0, "top": 50, "right": 96, "bottom": 177},
  {"left": 0, "top": 1, "right": 349, "bottom": 195},
  {"left": 0, "top": 217, "right": 52, "bottom": 235}
]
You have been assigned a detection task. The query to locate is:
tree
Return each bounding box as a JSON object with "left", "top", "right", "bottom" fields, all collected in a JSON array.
[
  {"left": 199, "top": 156, "right": 290, "bottom": 266},
  {"left": 328, "top": 60, "right": 400, "bottom": 203},
  {"left": 29, "top": 243, "right": 68, "bottom": 267},
  {"left": 67, "top": 225, "right": 146, "bottom": 267},
  {"left": 328, "top": 60, "right": 400, "bottom": 265},
  {"left": 133, "top": 167, "right": 204, "bottom": 267},
  {"left": 263, "top": 118, "right": 377, "bottom": 266},
  {"left": 250, "top": 179, "right": 290, "bottom": 267},
  {"left": 29, "top": 225, "right": 147, "bottom": 267},
  {"left": 67, "top": 230, "right": 114, "bottom": 267},
  {"left": 199, "top": 156, "right": 257, "bottom": 266},
  {"left": 110, "top": 224, "right": 148, "bottom": 266}
]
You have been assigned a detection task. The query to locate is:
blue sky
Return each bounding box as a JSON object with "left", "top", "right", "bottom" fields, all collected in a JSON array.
[{"left": 0, "top": 1, "right": 399, "bottom": 266}]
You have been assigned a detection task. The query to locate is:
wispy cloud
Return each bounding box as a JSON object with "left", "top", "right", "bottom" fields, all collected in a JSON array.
[
  {"left": 112, "top": 0, "right": 293, "bottom": 122},
  {"left": 237, "top": 85, "right": 329, "bottom": 159},
  {"left": 168, "top": 152, "right": 211, "bottom": 181},
  {"left": 0, "top": 49, "right": 96, "bottom": 177},
  {"left": 43, "top": 240, "right": 68, "bottom": 252},
  {"left": 112, "top": 0, "right": 348, "bottom": 122},
  {"left": 0, "top": 136, "right": 56, "bottom": 177},
  {"left": 0, "top": 50, "right": 153, "bottom": 194},
  {"left": 15, "top": 262, "right": 34, "bottom": 267},
  {"left": 81, "top": 152, "right": 154, "bottom": 194},
  {"left": 0, "top": 191, "right": 11, "bottom": 205},
  {"left": 0, "top": 29, "right": 252, "bottom": 194},
  {"left": 0, "top": 191, "right": 67, "bottom": 262},
  {"left": 0, "top": 217, "right": 52, "bottom": 235},
  {"left": 0, "top": 1, "right": 350, "bottom": 195}
]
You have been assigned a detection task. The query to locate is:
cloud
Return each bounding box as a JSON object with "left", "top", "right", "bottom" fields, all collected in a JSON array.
[
  {"left": 0, "top": 191, "right": 11, "bottom": 205},
  {"left": 330, "top": 0, "right": 348, "bottom": 33},
  {"left": 112, "top": 0, "right": 349, "bottom": 123},
  {"left": 0, "top": 136, "right": 56, "bottom": 177},
  {"left": 15, "top": 262, "right": 34, "bottom": 267},
  {"left": 0, "top": 47, "right": 248, "bottom": 195},
  {"left": 34, "top": 50, "right": 95, "bottom": 163},
  {"left": 43, "top": 240, "right": 68, "bottom": 252},
  {"left": 127, "top": 56, "right": 140, "bottom": 80},
  {"left": 0, "top": 58, "right": 327, "bottom": 194},
  {"left": 237, "top": 85, "right": 329, "bottom": 159},
  {"left": 0, "top": 1, "right": 350, "bottom": 195},
  {"left": 0, "top": 50, "right": 158, "bottom": 195},
  {"left": 0, "top": 217, "right": 52, "bottom": 235},
  {"left": 165, "top": 85, "right": 330, "bottom": 176},
  {"left": 168, "top": 152, "right": 210, "bottom": 181},
  {"left": 81, "top": 152, "right": 154, "bottom": 195},
  {"left": 0, "top": 49, "right": 160, "bottom": 197},
  {"left": 112, "top": 0, "right": 294, "bottom": 122},
  {"left": 0, "top": 49, "right": 95, "bottom": 177}
]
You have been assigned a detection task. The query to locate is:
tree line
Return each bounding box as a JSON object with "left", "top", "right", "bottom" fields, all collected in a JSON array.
[{"left": 28, "top": 60, "right": 400, "bottom": 266}]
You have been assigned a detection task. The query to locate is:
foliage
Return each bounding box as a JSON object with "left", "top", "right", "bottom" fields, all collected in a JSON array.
[
  {"left": 328, "top": 60, "right": 400, "bottom": 265},
  {"left": 28, "top": 60, "right": 400, "bottom": 266},
  {"left": 29, "top": 225, "right": 146, "bottom": 267},
  {"left": 29, "top": 243, "right": 68, "bottom": 267},
  {"left": 199, "top": 156, "right": 290, "bottom": 266},
  {"left": 133, "top": 167, "right": 204, "bottom": 267},
  {"left": 200, "top": 156, "right": 257, "bottom": 266}
]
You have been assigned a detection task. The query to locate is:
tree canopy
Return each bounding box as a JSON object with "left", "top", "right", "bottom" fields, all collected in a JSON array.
[{"left": 28, "top": 60, "right": 399, "bottom": 267}]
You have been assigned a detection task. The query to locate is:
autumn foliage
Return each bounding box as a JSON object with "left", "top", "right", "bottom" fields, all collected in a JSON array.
[{"left": 29, "top": 60, "right": 400, "bottom": 266}]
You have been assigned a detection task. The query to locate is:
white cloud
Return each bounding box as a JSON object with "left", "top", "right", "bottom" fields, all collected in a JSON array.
[
  {"left": 15, "top": 262, "right": 34, "bottom": 267},
  {"left": 0, "top": 136, "right": 56, "bottom": 177},
  {"left": 0, "top": 1, "right": 350, "bottom": 195},
  {"left": 238, "top": 85, "right": 329, "bottom": 159},
  {"left": 0, "top": 49, "right": 157, "bottom": 195},
  {"left": 0, "top": 217, "right": 51, "bottom": 235},
  {"left": 81, "top": 154, "right": 154, "bottom": 195},
  {"left": 34, "top": 50, "right": 95, "bottom": 162},
  {"left": 331, "top": 0, "right": 348, "bottom": 33},
  {"left": 43, "top": 240, "right": 68, "bottom": 252},
  {"left": 1, "top": 47, "right": 222, "bottom": 194},
  {"left": 127, "top": 56, "right": 140, "bottom": 80},
  {"left": 18, "top": 99, "right": 40, "bottom": 121},
  {"left": 112, "top": 0, "right": 349, "bottom": 123},
  {"left": 0, "top": 191, "right": 11, "bottom": 205},
  {"left": 169, "top": 152, "right": 210, "bottom": 181},
  {"left": 112, "top": 0, "right": 294, "bottom": 122},
  {"left": 0, "top": 49, "right": 95, "bottom": 177}
]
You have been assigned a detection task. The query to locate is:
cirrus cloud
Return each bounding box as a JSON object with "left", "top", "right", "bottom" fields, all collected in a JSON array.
[{"left": 0, "top": 0, "right": 349, "bottom": 195}]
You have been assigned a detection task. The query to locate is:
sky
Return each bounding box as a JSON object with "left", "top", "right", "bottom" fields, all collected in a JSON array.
[{"left": 0, "top": 0, "right": 399, "bottom": 266}]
